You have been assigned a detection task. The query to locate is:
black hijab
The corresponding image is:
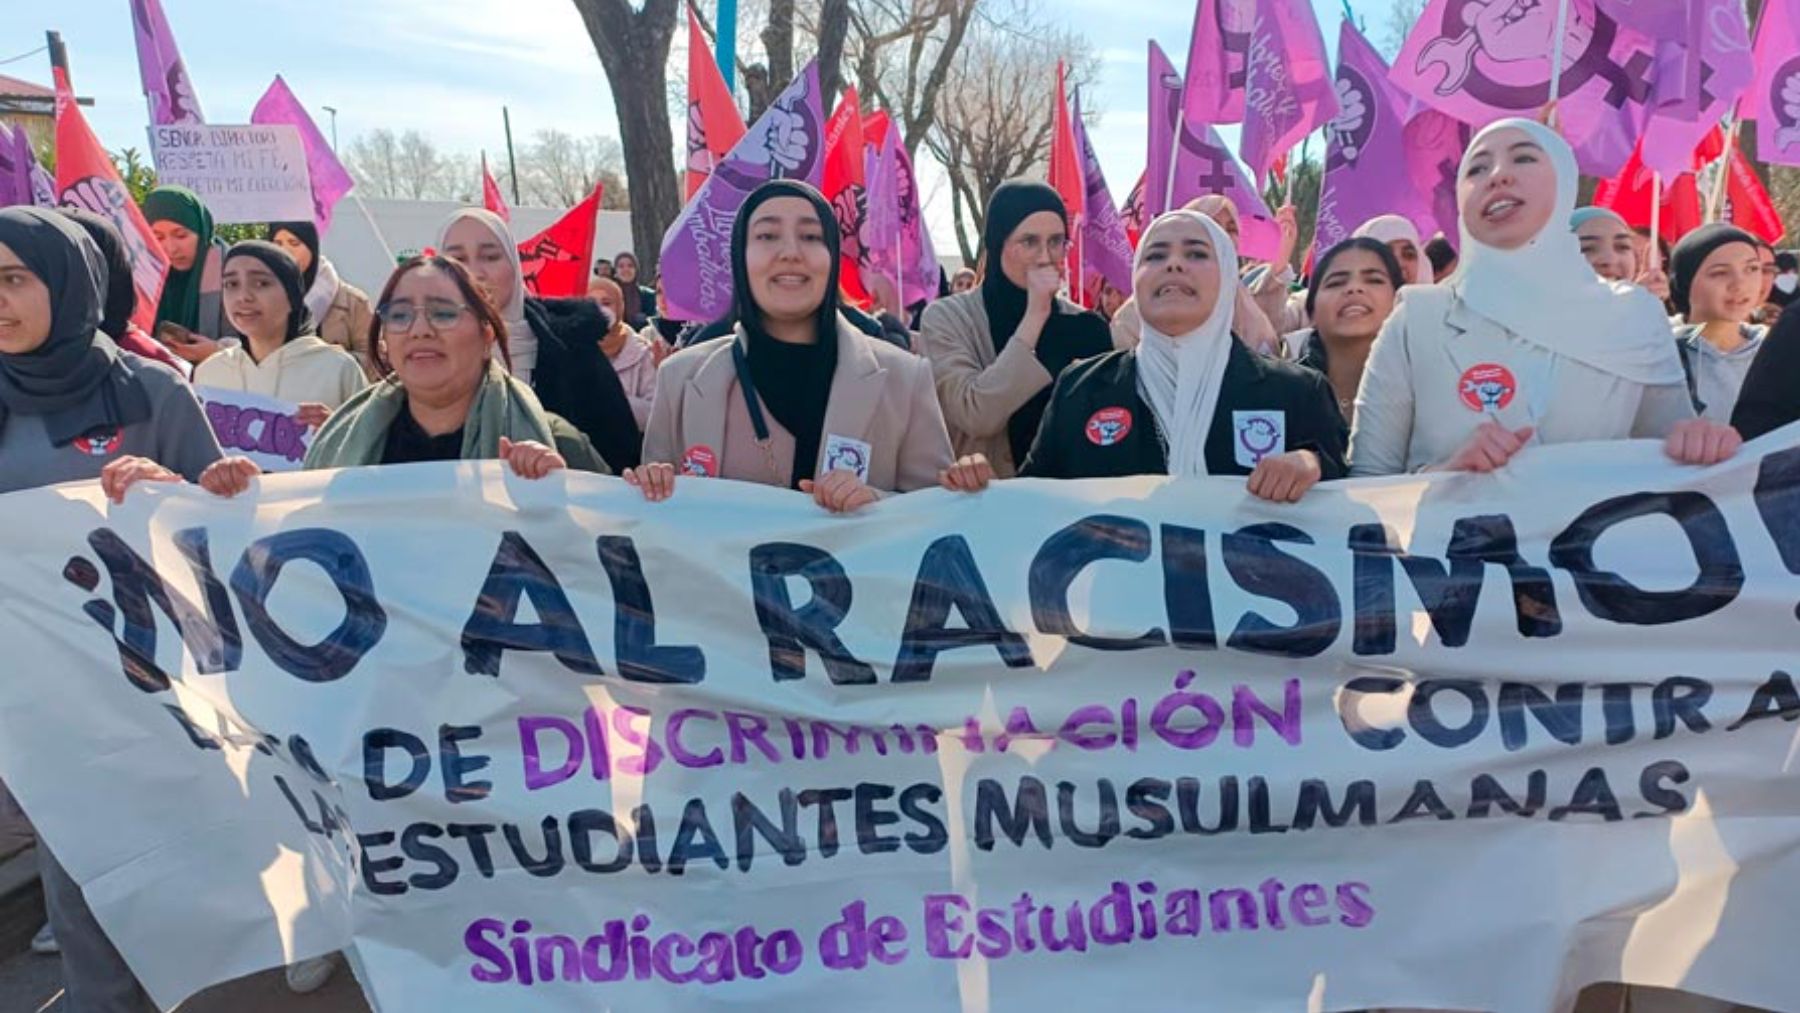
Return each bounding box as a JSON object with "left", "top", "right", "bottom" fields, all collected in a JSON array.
[
  {"left": 0, "top": 207, "right": 151, "bottom": 445},
  {"left": 60, "top": 208, "right": 136, "bottom": 341},
  {"left": 223, "top": 240, "right": 312, "bottom": 341},
  {"left": 1670, "top": 223, "right": 1758, "bottom": 317},
  {"left": 979, "top": 180, "right": 1113, "bottom": 465},
  {"left": 267, "top": 221, "right": 322, "bottom": 291},
  {"left": 728, "top": 180, "right": 842, "bottom": 489}
]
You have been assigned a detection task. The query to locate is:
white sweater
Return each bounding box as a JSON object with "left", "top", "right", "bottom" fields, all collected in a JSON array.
[{"left": 193, "top": 336, "right": 369, "bottom": 409}]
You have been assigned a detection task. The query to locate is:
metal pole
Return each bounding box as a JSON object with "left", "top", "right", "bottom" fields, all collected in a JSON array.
[
  {"left": 45, "top": 30, "right": 68, "bottom": 80},
  {"left": 716, "top": 0, "right": 739, "bottom": 92},
  {"left": 503, "top": 106, "right": 522, "bottom": 206},
  {"left": 322, "top": 106, "right": 339, "bottom": 153},
  {"left": 1546, "top": 0, "right": 1570, "bottom": 110},
  {"left": 1706, "top": 118, "right": 1739, "bottom": 223},
  {"left": 1649, "top": 173, "right": 1662, "bottom": 272}
]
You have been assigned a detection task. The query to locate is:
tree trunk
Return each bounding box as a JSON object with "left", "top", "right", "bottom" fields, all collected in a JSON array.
[
  {"left": 817, "top": 0, "right": 853, "bottom": 108},
  {"left": 746, "top": 0, "right": 796, "bottom": 122},
  {"left": 571, "top": 0, "right": 680, "bottom": 278}
]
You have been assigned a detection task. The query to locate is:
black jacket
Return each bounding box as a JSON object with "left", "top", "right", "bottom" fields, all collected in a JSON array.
[
  {"left": 523, "top": 296, "right": 643, "bottom": 472},
  {"left": 1019, "top": 340, "right": 1349, "bottom": 480},
  {"left": 1731, "top": 302, "right": 1800, "bottom": 440}
]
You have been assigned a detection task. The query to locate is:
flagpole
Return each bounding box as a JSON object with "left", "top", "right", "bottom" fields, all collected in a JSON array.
[
  {"left": 1162, "top": 111, "right": 1183, "bottom": 215},
  {"left": 1648, "top": 173, "right": 1662, "bottom": 272},
  {"left": 1705, "top": 117, "right": 1739, "bottom": 223},
  {"left": 350, "top": 190, "right": 395, "bottom": 266},
  {"left": 1546, "top": 0, "right": 1570, "bottom": 111}
]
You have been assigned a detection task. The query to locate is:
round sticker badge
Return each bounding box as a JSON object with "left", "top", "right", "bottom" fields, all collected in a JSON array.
[
  {"left": 1457, "top": 364, "right": 1517, "bottom": 413},
  {"left": 679, "top": 444, "right": 719, "bottom": 477},
  {"left": 1085, "top": 407, "right": 1133, "bottom": 447},
  {"left": 71, "top": 429, "right": 123, "bottom": 457}
]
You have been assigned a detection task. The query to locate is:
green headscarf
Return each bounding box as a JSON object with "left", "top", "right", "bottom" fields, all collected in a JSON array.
[{"left": 141, "top": 185, "right": 215, "bottom": 331}]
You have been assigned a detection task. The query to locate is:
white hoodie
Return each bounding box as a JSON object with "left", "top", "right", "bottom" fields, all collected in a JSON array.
[{"left": 193, "top": 335, "right": 369, "bottom": 408}]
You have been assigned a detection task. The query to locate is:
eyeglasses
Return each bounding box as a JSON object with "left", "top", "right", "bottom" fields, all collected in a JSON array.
[
  {"left": 1010, "top": 234, "right": 1070, "bottom": 257},
  {"left": 377, "top": 301, "right": 472, "bottom": 332}
]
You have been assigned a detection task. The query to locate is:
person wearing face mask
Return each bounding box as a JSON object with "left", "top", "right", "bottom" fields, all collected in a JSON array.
[
  {"left": 1570, "top": 207, "right": 1638, "bottom": 283},
  {"left": 142, "top": 185, "right": 234, "bottom": 363},
  {"left": 917, "top": 181, "right": 1112, "bottom": 479},
  {"left": 437, "top": 208, "right": 641, "bottom": 472},
  {"left": 201, "top": 254, "right": 603, "bottom": 497},
  {"left": 266, "top": 221, "right": 377, "bottom": 378},
  {"left": 629, "top": 181, "right": 953, "bottom": 512},
  {"left": 587, "top": 277, "right": 657, "bottom": 428},
  {"left": 193, "top": 242, "right": 367, "bottom": 431},
  {"left": 1768, "top": 251, "right": 1798, "bottom": 311},
  {"left": 1350, "top": 118, "right": 1738, "bottom": 478},
  {"left": 1668, "top": 224, "right": 1770, "bottom": 423},
  {"left": 58, "top": 209, "right": 185, "bottom": 373},
  {"left": 1292, "top": 238, "right": 1405, "bottom": 425},
  {"left": 1000, "top": 210, "right": 1344, "bottom": 501},
  {"left": 0, "top": 206, "right": 223, "bottom": 1013}
]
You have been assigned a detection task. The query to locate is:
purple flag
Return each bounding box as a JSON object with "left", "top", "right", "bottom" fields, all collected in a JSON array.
[
  {"left": 1597, "top": 0, "right": 1689, "bottom": 37},
  {"left": 1392, "top": 0, "right": 1663, "bottom": 176},
  {"left": 1183, "top": 0, "right": 1252, "bottom": 124},
  {"left": 1747, "top": 0, "right": 1800, "bottom": 167},
  {"left": 251, "top": 76, "right": 355, "bottom": 234},
  {"left": 1314, "top": 22, "right": 1439, "bottom": 261},
  {"left": 662, "top": 61, "right": 826, "bottom": 322},
  {"left": 1148, "top": 41, "right": 1282, "bottom": 262},
  {"left": 1070, "top": 90, "right": 1133, "bottom": 296},
  {"left": 862, "top": 118, "right": 902, "bottom": 299},
  {"left": 130, "top": 0, "right": 204, "bottom": 126},
  {"left": 0, "top": 126, "right": 30, "bottom": 208},
  {"left": 1239, "top": 0, "right": 1339, "bottom": 183},
  {"left": 1638, "top": 0, "right": 1753, "bottom": 178},
  {"left": 1401, "top": 107, "right": 1469, "bottom": 246}
]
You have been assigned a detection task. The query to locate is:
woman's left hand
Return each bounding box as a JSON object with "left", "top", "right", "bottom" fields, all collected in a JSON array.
[
  {"left": 800, "top": 469, "right": 879, "bottom": 514},
  {"left": 1663, "top": 419, "right": 1742, "bottom": 466},
  {"left": 499, "top": 437, "right": 567, "bottom": 480},
  {"left": 940, "top": 454, "right": 995, "bottom": 493},
  {"left": 99, "top": 456, "right": 182, "bottom": 504},
  {"left": 1246, "top": 450, "right": 1322, "bottom": 503},
  {"left": 295, "top": 403, "right": 332, "bottom": 430}
]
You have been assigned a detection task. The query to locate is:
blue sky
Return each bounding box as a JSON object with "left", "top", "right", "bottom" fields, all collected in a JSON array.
[{"left": 0, "top": 0, "right": 1373, "bottom": 244}]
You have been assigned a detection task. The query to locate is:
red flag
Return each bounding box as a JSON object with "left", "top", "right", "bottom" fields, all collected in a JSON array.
[
  {"left": 52, "top": 67, "right": 168, "bottom": 332},
  {"left": 1047, "top": 61, "right": 1087, "bottom": 305},
  {"left": 822, "top": 89, "right": 870, "bottom": 307},
  {"left": 1122, "top": 171, "right": 1146, "bottom": 249},
  {"left": 519, "top": 182, "right": 601, "bottom": 299},
  {"left": 1593, "top": 140, "right": 1705, "bottom": 245},
  {"left": 1725, "top": 146, "right": 1785, "bottom": 244},
  {"left": 685, "top": 5, "right": 747, "bottom": 200},
  {"left": 481, "top": 153, "right": 511, "bottom": 223}
]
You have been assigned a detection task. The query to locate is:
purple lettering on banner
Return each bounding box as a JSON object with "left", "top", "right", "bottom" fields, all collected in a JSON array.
[{"left": 519, "top": 716, "right": 583, "bottom": 790}]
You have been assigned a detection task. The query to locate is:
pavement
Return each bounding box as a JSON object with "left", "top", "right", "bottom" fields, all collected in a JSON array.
[{"left": 0, "top": 951, "right": 372, "bottom": 1013}]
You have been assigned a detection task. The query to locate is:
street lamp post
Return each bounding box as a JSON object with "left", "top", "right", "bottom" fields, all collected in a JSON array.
[{"left": 321, "top": 105, "right": 339, "bottom": 152}]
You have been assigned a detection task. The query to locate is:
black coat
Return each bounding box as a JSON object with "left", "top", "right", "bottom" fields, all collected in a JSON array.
[
  {"left": 1019, "top": 340, "right": 1349, "bottom": 481},
  {"left": 1731, "top": 302, "right": 1800, "bottom": 441},
  {"left": 523, "top": 296, "right": 642, "bottom": 472}
]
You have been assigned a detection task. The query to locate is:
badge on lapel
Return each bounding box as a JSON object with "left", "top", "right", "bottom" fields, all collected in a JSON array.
[
  {"left": 1232, "top": 411, "right": 1285, "bottom": 467},
  {"left": 679, "top": 445, "right": 718, "bottom": 477},
  {"left": 823, "top": 434, "right": 872, "bottom": 481},
  {"left": 1085, "top": 407, "right": 1133, "bottom": 447}
]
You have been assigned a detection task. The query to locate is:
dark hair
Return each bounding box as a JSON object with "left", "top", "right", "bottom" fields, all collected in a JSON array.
[
  {"left": 369, "top": 254, "right": 511, "bottom": 376},
  {"left": 1424, "top": 235, "right": 1458, "bottom": 276},
  {"left": 1306, "top": 238, "right": 1405, "bottom": 317}
]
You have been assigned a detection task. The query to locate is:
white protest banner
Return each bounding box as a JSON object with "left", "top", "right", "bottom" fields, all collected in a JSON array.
[
  {"left": 192, "top": 385, "right": 312, "bottom": 473},
  {"left": 2, "top": 435, "right": 1799, "bottom": 1013},
  {"left": 148, "top": 123, "right": 312, "bottom": 223}
]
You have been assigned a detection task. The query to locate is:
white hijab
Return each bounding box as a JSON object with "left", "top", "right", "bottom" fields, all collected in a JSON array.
[
  {"left": 437, "top": 208, "right": 536, "bottom": 383},
  {"left": 1448, "top": 118, "right": 1683, "bottom": 386},
  {"left": 1354, "top": 214, "right": 1428, "bottom": 284},
  {"left": 303, "top": 256, "right": 342, "bottom": 325},
  {"left": 1134, "top": 211, "right": 1239, "bottom": 478}
]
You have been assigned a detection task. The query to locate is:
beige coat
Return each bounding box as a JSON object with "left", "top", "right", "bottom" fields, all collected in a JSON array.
[
  {"left": 1349, "top": 286, "right": 1693, "bottom": 476},
  {"left": 607, "top": 331, "right": 659, "bottom": 430},
  {"left": 643, "top": 316, "right": 953, "bottom": 493},
  {"left": 316, "top": 281, "right": 378, "bottom": 379},
  {"left": 917, "top": 289, "right": 1085, "bottom": 477}
]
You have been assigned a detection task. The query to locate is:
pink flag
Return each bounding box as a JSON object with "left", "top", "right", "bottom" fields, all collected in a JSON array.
[
  {"left": 251, "top": 76, "right": 355, "bottom": 235},
  {"left": 1183, "top": 0, "right": 1251, "bottom": 124},
  {"left": 661, "top": 61, "right": 826, "bottom": 322},
  {"left": 129, "top": 0, "right": 204, "bottom": 126},
  {"left": 860, "top": 115, "right": 939, "bottom": 310},
  {"left": 0, "top": 125, "right": 51, "bottom": 209},
  {"left": 1314, "top": 22, "right": 1438, "bottom": 261},
  {"left": 1401, "top": 107, "right": 1470, "bottom": 246},
  {"left": 1747, "top": 0, "right": 1800, "bottom": 167},
  {"left": 1637, "top": 0, "right": 1753, "bottom": 178},
  {"left": 1392, "top": 0, "right": 1662, "bottom": 176},
  {"left": 1148, "top": 41, "right": 1282, "bottom": 261},
  {"left": 1070, "top": 90, "right": 1133, "bottom": 296},
  {"left": 1238, "top": 0, "right": 1339, "bottom": 183}
]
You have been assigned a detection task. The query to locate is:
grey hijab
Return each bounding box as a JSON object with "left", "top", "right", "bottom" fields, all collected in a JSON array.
[{"left": 0, "top": 207, "right": 151, "bottom": 445}]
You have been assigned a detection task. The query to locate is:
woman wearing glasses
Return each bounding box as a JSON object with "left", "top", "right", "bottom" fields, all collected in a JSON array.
[
  {"left": 918, "top": 181, "right": 1113, "bottom": 479},
  {"left": 199, "top": 254, "right": 604, "bottom": 494}
]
